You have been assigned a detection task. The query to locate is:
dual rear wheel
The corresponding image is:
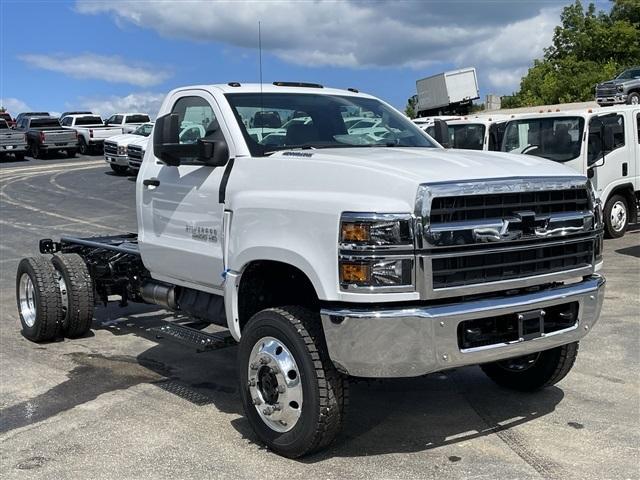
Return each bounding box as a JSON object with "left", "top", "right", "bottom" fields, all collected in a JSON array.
[{"left": 16, "top": 254, "right": 94, "bottom": 342}]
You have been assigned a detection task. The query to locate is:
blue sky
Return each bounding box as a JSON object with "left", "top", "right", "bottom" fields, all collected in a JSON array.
[{"left": 1, "top": 0, "right": 612, "bottom": 118}]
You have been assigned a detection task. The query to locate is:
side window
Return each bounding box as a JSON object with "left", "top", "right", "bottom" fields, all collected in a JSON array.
[
  {"left": 61, "top": 117, "right": 71, "bottom": 126},
  {"left": 171, "top": 96, "right": 221, "bottom": 145},
  {"left": 603, "top": 114, "right": 625, "bottom": 150}
]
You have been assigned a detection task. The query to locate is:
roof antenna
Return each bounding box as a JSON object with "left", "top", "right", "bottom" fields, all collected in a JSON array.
[{"left": 258, "top": 21, "right": 264, "bottom": 142}]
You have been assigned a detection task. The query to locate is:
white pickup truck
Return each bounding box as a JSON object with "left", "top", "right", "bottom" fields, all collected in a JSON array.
[
  {"left": 104, "top": 112, "right": 152, "bottom": 134},
  {"left": 61, "top": 114, "right": 123, "bottom": 154},
  {"left": 16, "top": 83, "right": 605, "bottom": 458},
  {"left": 103, "top": 122, "right": 154, "bottom": 174}
]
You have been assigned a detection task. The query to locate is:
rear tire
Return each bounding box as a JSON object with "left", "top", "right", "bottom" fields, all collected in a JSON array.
[
  {"left": 79, "top": 138, "right": 88, "bottom": 155},
  {"left": 110, "top": 164, "right": 129, "bottom": 175},
  {"left": 480, "top": 342, "right": 579, "bottom": 392},
  {"left": 51, "top": 254, "right": 95, "bottom": 338},
  {"left": 16, "top": 257, "right": 62, "bottom": 342},
  {"left": 238, "top": 306, "right": 348, "bottom": 458},
  {"left": 604, "top": 194, "right": 629, "bottom": 238},
  {"left": 31, "top": 143, "right": 43, "bottom": 159}
]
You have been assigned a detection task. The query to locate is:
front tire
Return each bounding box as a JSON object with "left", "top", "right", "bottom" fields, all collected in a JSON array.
[
  {"left": 51, "top": 254, "right": 95, "bottom": 338},
  {"left": 480, "top": 342, "right": 579, "bottom": 392},
  {"left": 627, "top": 92, "right": 640, "bottom": 105},
  {"left": 16, "top": 257, "right": 62, "bottom": 342},
  {"left": 604, "top": 194, "right": 629, "bottom": 238},
  {"left": 238, "top": 306, "right": 348, "bottom": 458}
]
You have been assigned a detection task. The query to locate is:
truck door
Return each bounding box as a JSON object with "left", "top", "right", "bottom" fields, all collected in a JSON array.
[
  {"left": 587, "top": 112, "right": 633, "bottom": 202},
  {"left": 635, "top": 110, "right": 640, "bottom": 192},
  {"left": 138, "top": 92, "right": 232, "bottom": 293}
]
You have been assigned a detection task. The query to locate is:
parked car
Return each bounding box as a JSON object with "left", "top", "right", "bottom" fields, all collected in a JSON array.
[
  {"left": 23, "top": 116, "right": 78, "bottom": 159},
  {"left": 104, "top": 112, "right": 151, "bottom": 133},
  {"left": 500, "top": 105, "right": 640, "bottom": 237},
  {"left": 0, "top": 119, "right": 27, "bottom": 160},
  {"left": 596, "top": 66, "right": 640, "bottom": 106},
  {"left": 14, "top": 112, "right": 50, "bottom": 127},
  {"left": 104, "top": 122, "right": 154, "bottom": 173},
  {"left": 61, "top": 114, "right": 123, "bottom": 154},
  {"left": 16, "top": 82, "right": 605, "bottom": 458},
  {"left": 0, "top": 112, "right": 16, "bottom": 128}
]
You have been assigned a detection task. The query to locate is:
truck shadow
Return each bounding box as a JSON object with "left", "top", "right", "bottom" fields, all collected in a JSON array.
[
  {"left": 1, "top": 302, "right": 564, "bottom": 459},
  {"left": 99, "top": 305, "right": 565, "bottom": 460}
]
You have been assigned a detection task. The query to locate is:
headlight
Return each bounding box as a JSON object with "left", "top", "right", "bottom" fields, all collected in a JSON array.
[
  {"left": 118, "top": 146, "right": 127, "bottom": 155},
  {"left": 339, "top": 213, "right": 415, "bottom": 292},
  {"left": 340, "top": 257, "right": 413, "bottom": 289},
  {"left": 617, "top": 85, "right": 624, "bottom": 92},
  {"left": 340, "top": 213, "right": 413, "bottom": 248}
]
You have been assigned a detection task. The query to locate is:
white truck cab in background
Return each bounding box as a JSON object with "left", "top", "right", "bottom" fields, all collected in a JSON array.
[
  {"left": 501, "top": 106, "right": 640, "bottom": 237},
  {"left": 104, "top": 112, "right": 152, "bottom": 133}
]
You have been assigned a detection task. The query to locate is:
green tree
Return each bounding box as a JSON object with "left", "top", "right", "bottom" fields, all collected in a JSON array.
[
  {"left": 405, "top": 95, "right": 418, "bottom": 118},
  {"left": 504, "top": 0, "right": 640, "bottom": 107}
]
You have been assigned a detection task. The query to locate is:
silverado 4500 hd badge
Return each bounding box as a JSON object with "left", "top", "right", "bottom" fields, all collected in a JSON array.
[{"left": 185, "top": 223, "right": 218, "bottom": 242}]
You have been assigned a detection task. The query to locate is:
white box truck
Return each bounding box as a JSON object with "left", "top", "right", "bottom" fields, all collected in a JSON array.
[{"left": 416, "top": 68, "right": 480, "bottom": 117}]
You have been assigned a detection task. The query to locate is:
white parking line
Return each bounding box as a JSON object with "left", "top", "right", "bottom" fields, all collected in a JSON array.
[{"left": 0, "top": 161, "right": 103, "bottom": 176}]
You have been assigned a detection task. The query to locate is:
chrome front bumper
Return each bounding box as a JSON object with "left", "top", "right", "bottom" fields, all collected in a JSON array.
[
  {"left": 596, "top": 95, "right": 627, "bottom": 104},
  {"left": 104, "top": 154, "right": 128, "bottom": 166},
  {"left": 320, "top": 275, "right": 605, "bottom": 378}
]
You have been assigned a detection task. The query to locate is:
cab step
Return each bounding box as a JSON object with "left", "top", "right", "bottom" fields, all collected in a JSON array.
[{"left": 151, "top": 323, "right": 236, "bottom": 352}]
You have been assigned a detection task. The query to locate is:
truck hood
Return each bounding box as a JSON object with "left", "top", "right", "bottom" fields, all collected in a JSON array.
[
  {"left": 127, "top": 137, "right": 149, "bottom": 148},
  {"left": 270, "top": 147, "right": 580, "bottom": 184},
  {"left": 107, "top": 133, "right": 144, "bottom": 146},
  {"left": 598, "top": 79, "right": 636, "bottom": 87}
]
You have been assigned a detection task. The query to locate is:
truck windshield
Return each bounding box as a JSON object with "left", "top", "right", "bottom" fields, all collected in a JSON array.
[
  {"left": 448, "top": 124, "right": 485, "bottom": 150},
  {"left": 0, "top": 120, "right": 8, "bottom": 129},
  {"left": 75, "top": 116, "right": 103, "bottom": 126},
  {"left": 225, "top": 93, "right": 435, "bottom": 156},
  {"left": 133, "top": 123, "right": 154, "bottom": 136},
  {"left": 617, "top": 68, "right": 640, "bottom": 80},
  {"left": 501, "top": 117, "right": 584, "bottom": 162},
  {"left": 30, "top": 118, "right": 61, "bottom": 128}
]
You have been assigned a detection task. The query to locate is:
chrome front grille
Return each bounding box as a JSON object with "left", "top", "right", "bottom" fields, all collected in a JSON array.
[
  {"left": 431, "top": 239, "right": 594, "bottom": 288},
  {"left": 104, "top": 142, "right": 118, "bottom": 155},
  {"left": 596, "top": 84, "right": 618, "bottom": 96},
  {"left": 429, "top": 189, "right": 589, "bottom": 223},
  {"left": 415, "top": 177, "right": 600, "bottom": 299},
  {"left": 127, "top": 145, "right": 143, "bottom": 161}
]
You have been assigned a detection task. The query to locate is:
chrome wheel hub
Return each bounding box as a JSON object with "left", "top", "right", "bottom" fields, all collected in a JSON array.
[
  {"left": 248, "top": 336, "right": 303, "bottom": 432},
  {"left": 56, "top": 269, "right": 69, "bottom": 317},
  {"left": 610, "top": 201, "right": 627, "bottom": 232},
  {"left": 631, "top": 96, "right": 639, "bottom": 105},
  {"left": 18, "top": 273, "right": 37, "bottom": 327}
]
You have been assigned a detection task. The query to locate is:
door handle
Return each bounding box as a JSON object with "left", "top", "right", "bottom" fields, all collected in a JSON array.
[{"left": 143, "top": 178, "right": 160, "bottom": 187}]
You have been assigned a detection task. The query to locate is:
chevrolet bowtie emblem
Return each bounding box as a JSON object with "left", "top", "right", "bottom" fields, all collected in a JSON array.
[{"left": 513, "top": 211, "right": 549, "bottom": 236}]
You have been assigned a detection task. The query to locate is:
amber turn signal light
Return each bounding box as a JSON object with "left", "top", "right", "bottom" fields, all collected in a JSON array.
[{"left": 340, "top": 262, "right": 370, "bottom": 284}]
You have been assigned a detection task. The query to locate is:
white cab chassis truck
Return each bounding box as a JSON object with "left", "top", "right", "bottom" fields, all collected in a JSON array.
[
  {"left": 16, "top": 83, "right": 606, "bottom": 458},
  {"left": 500, "top": 105, "right": 640, "bottom": 238}
]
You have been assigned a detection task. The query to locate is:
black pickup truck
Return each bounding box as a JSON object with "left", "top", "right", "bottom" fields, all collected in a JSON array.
[{"left": 19, "top": 116, "right": 78, "bottom": 159}]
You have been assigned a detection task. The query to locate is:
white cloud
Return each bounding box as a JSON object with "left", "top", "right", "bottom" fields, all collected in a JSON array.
[
  {"left": 1, "top": 97, "right": 32, "bottom": 113},
  {"left": 19, "top": 53, "right": 170, "bottom": 87},
  {"left": 75, "top": 0, "right": 564, "bottom": 92},
  {"left": 77, "top": 92, "right": 165, "bottom": 118}
]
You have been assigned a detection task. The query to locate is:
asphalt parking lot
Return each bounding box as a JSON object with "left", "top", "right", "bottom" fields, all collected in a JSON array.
[{"left": 0, "top": 154, "right": 638, "bottom": 480}]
